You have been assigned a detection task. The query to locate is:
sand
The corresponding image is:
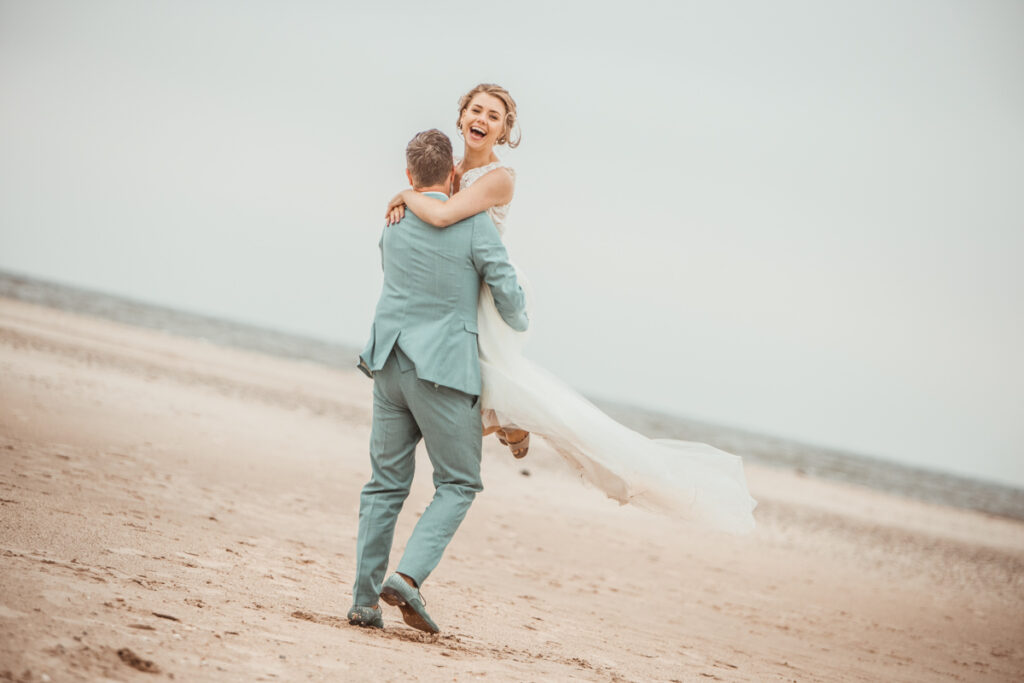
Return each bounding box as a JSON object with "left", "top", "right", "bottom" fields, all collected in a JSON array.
[{"left": 1, "top": 297, "right": 1022, "bottom": 682}]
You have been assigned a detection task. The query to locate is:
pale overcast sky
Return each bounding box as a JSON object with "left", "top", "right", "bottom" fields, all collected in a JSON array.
[{"left": 2, "top": 1, "right": 1022, "bottom": 486}]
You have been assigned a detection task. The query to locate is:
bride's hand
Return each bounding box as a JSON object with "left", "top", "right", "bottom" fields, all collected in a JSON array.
[{"left": 385, "top": 192, "right": 406, "bottom": 226}]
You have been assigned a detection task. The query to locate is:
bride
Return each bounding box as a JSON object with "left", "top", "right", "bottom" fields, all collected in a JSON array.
[{"left": 385, "top": 84, "right": 757, "bottom": 534}]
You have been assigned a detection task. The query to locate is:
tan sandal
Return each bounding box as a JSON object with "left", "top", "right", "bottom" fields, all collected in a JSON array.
[{"left": 496, "top": 428, "right": 530, "bottom": 459}]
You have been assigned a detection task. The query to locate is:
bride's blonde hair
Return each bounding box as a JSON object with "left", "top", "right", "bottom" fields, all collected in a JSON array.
[{"left": 457, "top": 83, "right": 521, "bottom": 149}]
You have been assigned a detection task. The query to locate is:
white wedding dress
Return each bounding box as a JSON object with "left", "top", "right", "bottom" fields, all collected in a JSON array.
[{"left": 465, "top": 160, "right": 757, "bottom": 534}]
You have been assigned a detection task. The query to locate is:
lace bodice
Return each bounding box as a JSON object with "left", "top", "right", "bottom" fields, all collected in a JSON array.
[{"left": 459, "top": 160, "right": 515, "bottom": 235}]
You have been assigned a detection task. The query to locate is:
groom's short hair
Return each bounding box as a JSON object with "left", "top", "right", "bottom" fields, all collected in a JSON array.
[{"left": 406, "top": 129, "right": 453, "bottom": 187}]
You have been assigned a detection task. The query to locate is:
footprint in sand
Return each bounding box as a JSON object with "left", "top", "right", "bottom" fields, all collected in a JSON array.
[{"left": 0, "top": 604, "right": 27, "bottom": 619}]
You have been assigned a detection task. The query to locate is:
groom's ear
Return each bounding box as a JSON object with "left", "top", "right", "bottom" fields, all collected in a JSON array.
[{"left": 406, "top": 168, "right": 415, "bottom": 188}]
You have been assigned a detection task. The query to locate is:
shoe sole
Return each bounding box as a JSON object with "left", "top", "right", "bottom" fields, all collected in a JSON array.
[{"left": 380, "top": 586, "right": 439, "bottom": 634}]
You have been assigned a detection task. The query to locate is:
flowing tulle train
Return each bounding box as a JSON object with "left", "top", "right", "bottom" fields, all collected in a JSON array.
[{"left": 477, "top": 276, "right": 757, "bottom": 535}]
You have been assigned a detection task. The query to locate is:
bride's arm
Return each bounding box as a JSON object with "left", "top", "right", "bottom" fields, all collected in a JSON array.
[{"left": 385, "top": 168, "right": 514, "bottom": 228}]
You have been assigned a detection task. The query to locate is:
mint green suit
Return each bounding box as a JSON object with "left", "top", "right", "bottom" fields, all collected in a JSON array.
[{"left": 353, "top": 192, "right": 527, "bottom": 606}]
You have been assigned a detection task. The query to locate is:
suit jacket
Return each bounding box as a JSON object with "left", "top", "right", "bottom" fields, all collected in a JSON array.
[{"left": 358, "top": 192, "right": 528, "bottom": 396}]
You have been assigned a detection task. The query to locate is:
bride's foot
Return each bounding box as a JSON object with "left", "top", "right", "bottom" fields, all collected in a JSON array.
[{"left": 496, "top": 428, "right": 530, "bottom": 459}]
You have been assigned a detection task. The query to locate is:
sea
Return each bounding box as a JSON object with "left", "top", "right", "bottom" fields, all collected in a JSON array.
[{"left": 3, "top": 269, "right": 1022, "bottom": 522}]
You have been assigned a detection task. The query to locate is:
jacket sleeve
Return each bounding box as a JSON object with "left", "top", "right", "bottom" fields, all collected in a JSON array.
[
  {"left": 378, "top": 231, "right": 385, "bottom": 272},
  {"left": 470, "top": 214, "right": 529, "bottom": 332}
]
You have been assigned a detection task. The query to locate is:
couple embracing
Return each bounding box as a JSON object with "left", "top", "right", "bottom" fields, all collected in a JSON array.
[{"left": 349, "top": 84, "right": 757, "bottom": 633}]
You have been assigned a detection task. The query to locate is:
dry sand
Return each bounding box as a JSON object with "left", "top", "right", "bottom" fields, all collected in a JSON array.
[{"left": 1, "top": 297, "right": 1022, "bottom": 682}]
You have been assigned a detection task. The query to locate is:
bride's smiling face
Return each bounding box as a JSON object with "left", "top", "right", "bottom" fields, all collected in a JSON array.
[{"left": 459, "top": 93, "right": 507, "bottom": 150}]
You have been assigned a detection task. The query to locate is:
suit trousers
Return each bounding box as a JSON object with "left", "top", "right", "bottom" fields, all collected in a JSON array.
[{"left": 352, "top": 345, "right": 484, "bottom": 606}]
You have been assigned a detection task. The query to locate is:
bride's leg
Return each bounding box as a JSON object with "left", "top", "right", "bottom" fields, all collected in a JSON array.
[{"left": 481, "top": 408, "right": 501, "bottom": 436}]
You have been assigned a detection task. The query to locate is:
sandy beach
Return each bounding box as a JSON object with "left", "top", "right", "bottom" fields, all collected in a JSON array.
[{"left": 1, "top": 296, "right": 1022, "bottom": 682}]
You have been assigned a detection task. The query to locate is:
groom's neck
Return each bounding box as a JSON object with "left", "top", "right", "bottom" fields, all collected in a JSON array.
[{"left": 413, "top": 184, "right": 448, "bottom": 196}]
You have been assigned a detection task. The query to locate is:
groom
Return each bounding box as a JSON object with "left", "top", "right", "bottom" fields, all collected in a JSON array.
[{"left": 348, "top": 129, "right": 528, "bottom": 632}]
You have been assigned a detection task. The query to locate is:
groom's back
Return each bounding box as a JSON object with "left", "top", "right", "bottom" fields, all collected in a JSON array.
[
  {"left": 377, "top": 205, "right": 484, "bottom": 330},
  {"left": 360, "top": 203, "right": 494, "bottom": 396}
]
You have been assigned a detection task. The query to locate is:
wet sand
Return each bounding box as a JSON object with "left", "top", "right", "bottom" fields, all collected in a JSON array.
[{"left": 1, "top": 297, "right": 1022, "bottom": 681}]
